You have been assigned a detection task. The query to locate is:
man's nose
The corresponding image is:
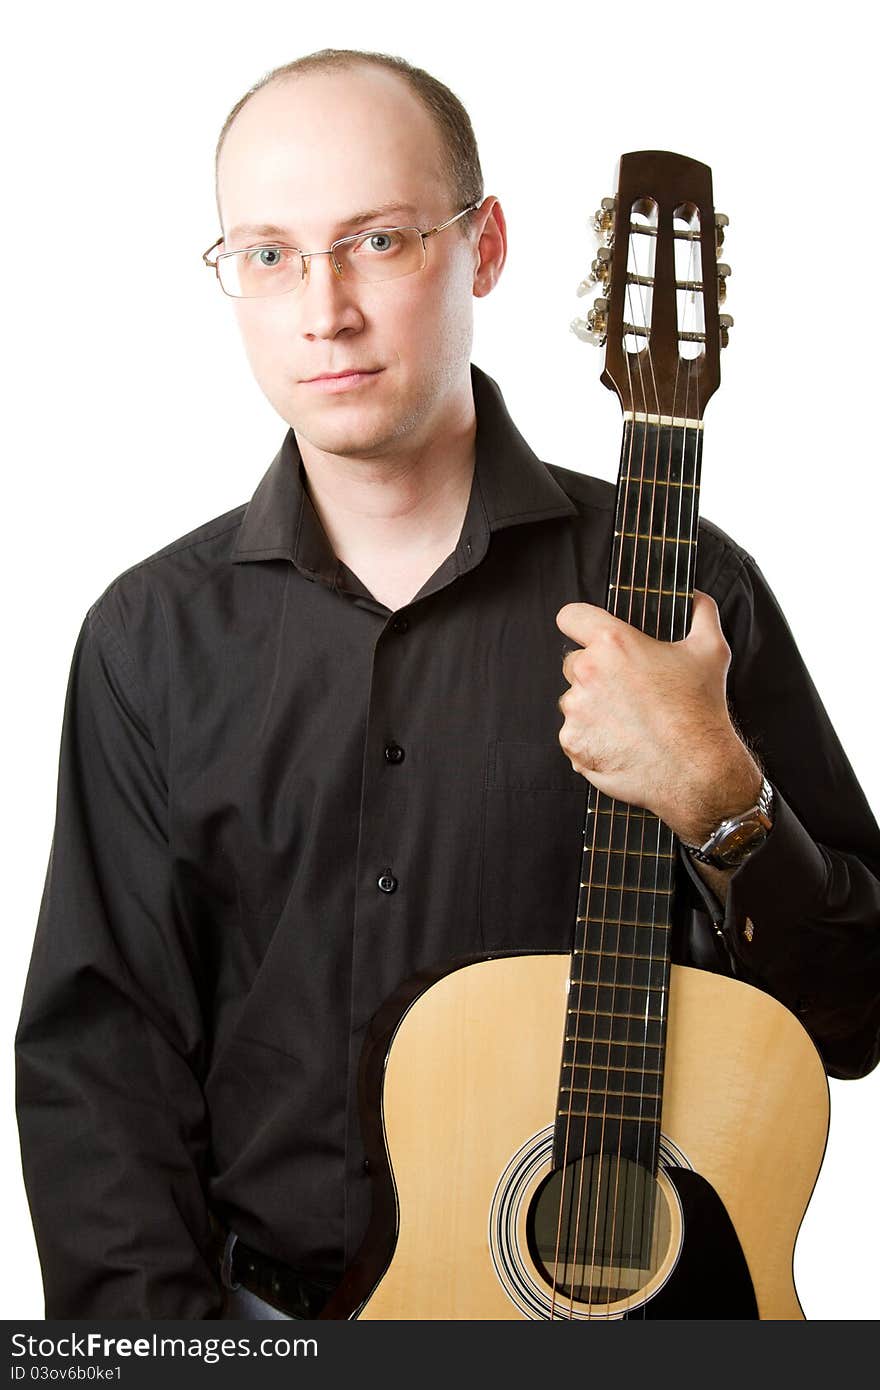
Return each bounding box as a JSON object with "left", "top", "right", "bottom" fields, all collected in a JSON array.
[{"left": 297, "top": 250, "right": 362, "bottom": 339}]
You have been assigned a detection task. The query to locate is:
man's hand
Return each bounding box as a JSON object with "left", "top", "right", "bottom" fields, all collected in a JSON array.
[{"left": 556, "top": 590, "right": 762, "bottom": 846}]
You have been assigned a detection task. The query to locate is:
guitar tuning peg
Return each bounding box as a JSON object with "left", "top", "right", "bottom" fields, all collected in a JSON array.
[
  {"left": 717, "top": 262, "right": 731, "bottom": 304},
  {"left": 715, "top": 212, "right": 729, "bottom": 255},
  {"left": 577, "top": 245, "right": 613, "bottom": 297},
  {"left": 571, "top": 296, "right": 609, "bottom": 346},
  {"left": 719, "top": 312, "right": 734, "bottom": 349},
  {"left": 593, "top": 196, "right": 617, "bottom": 243},
  {"left": 591, "top": 245, "right": 613, "bottom": 288}
]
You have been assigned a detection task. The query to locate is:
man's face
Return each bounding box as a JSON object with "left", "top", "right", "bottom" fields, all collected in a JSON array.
[{"left": 216, "top": 67, "right": 489, "bottom": 461}]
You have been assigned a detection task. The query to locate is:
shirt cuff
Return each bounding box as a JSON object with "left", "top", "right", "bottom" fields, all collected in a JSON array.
[{"left": 679, "top": 783, "right": 830, "bottom": 988}]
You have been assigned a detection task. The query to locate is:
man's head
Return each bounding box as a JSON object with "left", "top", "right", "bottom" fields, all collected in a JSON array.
[{"left": 214, "top": 50, "right": 506, "bottom": 463}]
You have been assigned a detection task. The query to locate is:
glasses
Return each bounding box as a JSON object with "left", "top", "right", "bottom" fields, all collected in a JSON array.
[{"left": 202, "top": 203, "right": 481, "bottom": 298}]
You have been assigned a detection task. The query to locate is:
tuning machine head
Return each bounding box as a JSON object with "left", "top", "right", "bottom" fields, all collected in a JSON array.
[
  {"left": 591, "top": 245, "right": 613, "bottom": 289},
  {"left": 715, "top": 212, "right": 729, "bottom": 255},
  {"left": 719, "top": 312, "right": 734, "bottom": 349},
  {"left": 576, "top": 245, "right": 612, "bottom": 298},
  {"left": 593, "top": 196, "right": 617, "bottom": 245},
  {"left": 571, "top": 297, "right": 609, "bottom": 346},
  {"left": 717, "top": 262, "right": 731, "bottom": 304}
]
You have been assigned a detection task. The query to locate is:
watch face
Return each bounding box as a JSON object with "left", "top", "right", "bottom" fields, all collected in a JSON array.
[{"left": 713, "top": 817, "right": 770, "bottom": 866}]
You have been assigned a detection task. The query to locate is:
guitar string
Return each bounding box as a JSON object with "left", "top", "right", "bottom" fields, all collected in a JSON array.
[
  {"left": 616, "top": 215, "right": 666, "bottom": 1318},
  {"left": 580, "top": 258, "right": 652, "bottom": 1318},
  {"left": 635, "top": 210, "right": 701, "bottom": 1320},
  {"left": 636, "top": 210, "right": 705, "bottom": 1320},
  {"left": 550, "top": 205, "right": 650, "bottom": 1320},
  {"left": 578, "top": 207, "right": 661, "bottom": 1319},
  {"left": 548, "top": 212, "right": 654, "bottom": 1320},
  {"left": 569, "top": 206, "right": 663, "bottom": 1319},
  {"left": 600, "top": 216, "right": 661, "bottom": 1312},
  {"left": 635, "top": 210, "right": 705, "bottom": 1320},
  {"left": 595, "top": 203, "right": 706, "bottom": 1318}
]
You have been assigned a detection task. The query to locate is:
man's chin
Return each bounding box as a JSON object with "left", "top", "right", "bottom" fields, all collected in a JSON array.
[
  {"left": 289, "top": 396, "right": 419, "bottom": 460},
  {"left": 292, "top": 415, "right": 400, "bottom": 462}
]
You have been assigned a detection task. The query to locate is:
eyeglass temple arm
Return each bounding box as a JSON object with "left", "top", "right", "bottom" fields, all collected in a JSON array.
[{"left": 422, "top": 202, "right": 482, "bottom": 240}]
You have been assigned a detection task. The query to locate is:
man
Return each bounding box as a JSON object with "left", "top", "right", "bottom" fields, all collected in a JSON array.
[{"left": 15, "top": 49, "right": 880, "bottom": 1320}]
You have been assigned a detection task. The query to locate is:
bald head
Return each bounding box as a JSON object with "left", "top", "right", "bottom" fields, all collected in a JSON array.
[{"left": 217, "top": 65, "right": 454, "bottom": 247}]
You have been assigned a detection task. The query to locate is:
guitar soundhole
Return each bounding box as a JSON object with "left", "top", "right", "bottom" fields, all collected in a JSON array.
[{"left": 526, "top": 1155, "right": 671, "bottom": 1304}]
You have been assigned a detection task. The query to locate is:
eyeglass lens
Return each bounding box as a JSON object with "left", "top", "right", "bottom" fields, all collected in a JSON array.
[{"left": 219, "top": 227, "right": 427, "bottom": 297}]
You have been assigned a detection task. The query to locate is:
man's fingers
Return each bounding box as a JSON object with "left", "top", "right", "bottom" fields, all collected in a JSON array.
[
  {"left": 556, "top": 601, "right": 620, "bottom": 644},
  {"left": 685, "top": 590, "right": 730, "bottom": 659}
]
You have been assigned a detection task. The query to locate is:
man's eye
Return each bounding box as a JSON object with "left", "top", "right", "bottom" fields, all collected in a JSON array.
[
  {"left": 244, "top": 246, "right": 287, "bottom": 267},
  {"left": 355, "top": 231, "right": 403, "bottom": 254}
]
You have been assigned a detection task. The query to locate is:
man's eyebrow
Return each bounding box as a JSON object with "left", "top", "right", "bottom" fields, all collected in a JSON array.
[{"left": 226, "top": 202, "right": 418, "bottom": 244}]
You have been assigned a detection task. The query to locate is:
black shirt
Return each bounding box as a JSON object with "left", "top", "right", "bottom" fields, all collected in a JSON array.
[{"left": 15, "top": 363, "right": 880, "bottom": 1318}]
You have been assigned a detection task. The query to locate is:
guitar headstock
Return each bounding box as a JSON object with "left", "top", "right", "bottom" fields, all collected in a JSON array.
[{"left": 572, "top": 151, "right": 732, "bottom": 420}]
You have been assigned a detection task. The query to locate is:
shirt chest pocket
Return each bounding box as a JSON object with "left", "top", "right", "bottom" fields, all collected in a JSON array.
[{"left": 479, "top": 739, "right": 589, "bottom": 952}]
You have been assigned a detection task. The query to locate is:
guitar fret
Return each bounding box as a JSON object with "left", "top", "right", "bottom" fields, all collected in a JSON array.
[
  {"left": 580, "top": 882, "right": 674, "bottom": 894},
  {"left": 569, "top": 1008, "right": 665, "bottom": 1021},
  {"left": 614, "top": 532, "right": 697, "bottom": 546},
  {"left": 571, "top": 980, "right": 661, "bottom": 993},
  {"left": 621, "top": 476, "right": 698, "bottom": 489},
  {"left": 609, "top": 584, "right": 693, "bottom": 596},
  {"left": 578, "top": 949, "right": 660, "bottom": 960},
  {"left": 561, "top": 1071, "right": 663, "bottom": 1086},
  {"left": 577, "top": 915, "right": 672, "bottom": 928},
  {"left": 567, "top": 1011, "right": 665, "bottom": 1028},
  {"left": 581, "top": 842, "right": 675, "bottom": 864},
  {"left": 560, "top": 1084, "right": 661, "bottom": 1099},
  {"left": 572, "top": 972, "right": 667, "bottom": 992},
  {"left": 564, "top": 1040, "right": 663, "bottom": 1053},
  {"left": 559, "top": 1105, "right": 660, "bottom": 1120},
  {"left": 573, "top": 941, "right": 668, "bottom": 954}
]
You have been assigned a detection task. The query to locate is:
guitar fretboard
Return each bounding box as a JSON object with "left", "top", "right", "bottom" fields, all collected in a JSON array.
[{"left": 553, "top": 418, "right": 703, "bottom": 1176}]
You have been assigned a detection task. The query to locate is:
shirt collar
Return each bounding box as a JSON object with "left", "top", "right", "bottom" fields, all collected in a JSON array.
[{"left": 231, "top": 361, "right": 576, "bottom": 579}]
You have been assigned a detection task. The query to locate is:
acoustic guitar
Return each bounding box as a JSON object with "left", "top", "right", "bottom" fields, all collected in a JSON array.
[{"left": 321, "top": 151, "right": 830, "bottom": 1320}]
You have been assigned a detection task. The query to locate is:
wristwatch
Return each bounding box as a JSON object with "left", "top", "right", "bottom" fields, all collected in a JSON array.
[{"left": 681, "top": 775, "right": 775, "bottom": 869}]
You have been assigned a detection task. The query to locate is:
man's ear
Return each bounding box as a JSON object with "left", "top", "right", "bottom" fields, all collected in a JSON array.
[{"left": 472, "top": 196, "right": 506, "bottom": 298}]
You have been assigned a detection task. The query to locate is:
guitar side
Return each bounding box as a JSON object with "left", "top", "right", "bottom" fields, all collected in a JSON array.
[{"left": 323, "top": 956, "right": 829, "bottom": 1320}]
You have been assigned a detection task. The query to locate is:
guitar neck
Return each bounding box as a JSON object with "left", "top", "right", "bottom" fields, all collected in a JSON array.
[{"left": 554, "top": 414, "right": 704, "bottom": 1175}]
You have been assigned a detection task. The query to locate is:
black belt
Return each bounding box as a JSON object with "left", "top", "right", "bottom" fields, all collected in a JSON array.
[{"left": 214, "top": 1220, "right": 339, "bottom": 1319}]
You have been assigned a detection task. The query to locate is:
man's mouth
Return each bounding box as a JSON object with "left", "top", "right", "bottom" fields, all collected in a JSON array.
[{"left": 301, "top": 369, "right": 383, "bottom": 393}]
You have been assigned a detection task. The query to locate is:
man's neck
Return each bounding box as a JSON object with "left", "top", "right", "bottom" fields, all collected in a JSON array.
[{"left": 295, "top": 380, "right": 477, "bottom": 608}]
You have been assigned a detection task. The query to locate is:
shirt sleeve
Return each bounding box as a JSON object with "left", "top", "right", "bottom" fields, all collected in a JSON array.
[
  {"left": 15, "top": 595, "right": 224, "bottom": 1317},
  {"left": 685, "top": 550, "right": 880, "bottom": 1081}
]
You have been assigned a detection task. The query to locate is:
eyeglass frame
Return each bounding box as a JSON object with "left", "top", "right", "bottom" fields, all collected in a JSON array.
[{"left": 202, "top": 201, "right": 482, "bottom": 297}]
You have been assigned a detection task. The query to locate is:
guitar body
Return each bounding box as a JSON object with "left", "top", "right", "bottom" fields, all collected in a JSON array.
[{"left": 324, "top": 958, "right": 829, "bottom": 1320}]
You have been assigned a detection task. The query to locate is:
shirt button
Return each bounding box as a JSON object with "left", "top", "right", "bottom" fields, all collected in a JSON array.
[
  {"left": 377, "top": 873, "right": 398, "bottom": 894},
  {"left": 384, "top": 742, "right": 405, "bottom": 764},
  {"left": 391, "top": 615, "right": 409, "bottom": 633}
]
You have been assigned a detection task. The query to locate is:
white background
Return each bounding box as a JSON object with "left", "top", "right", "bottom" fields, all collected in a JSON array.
[{"left": 3, "top": 1, "right": 877, "bottom": 1321}]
